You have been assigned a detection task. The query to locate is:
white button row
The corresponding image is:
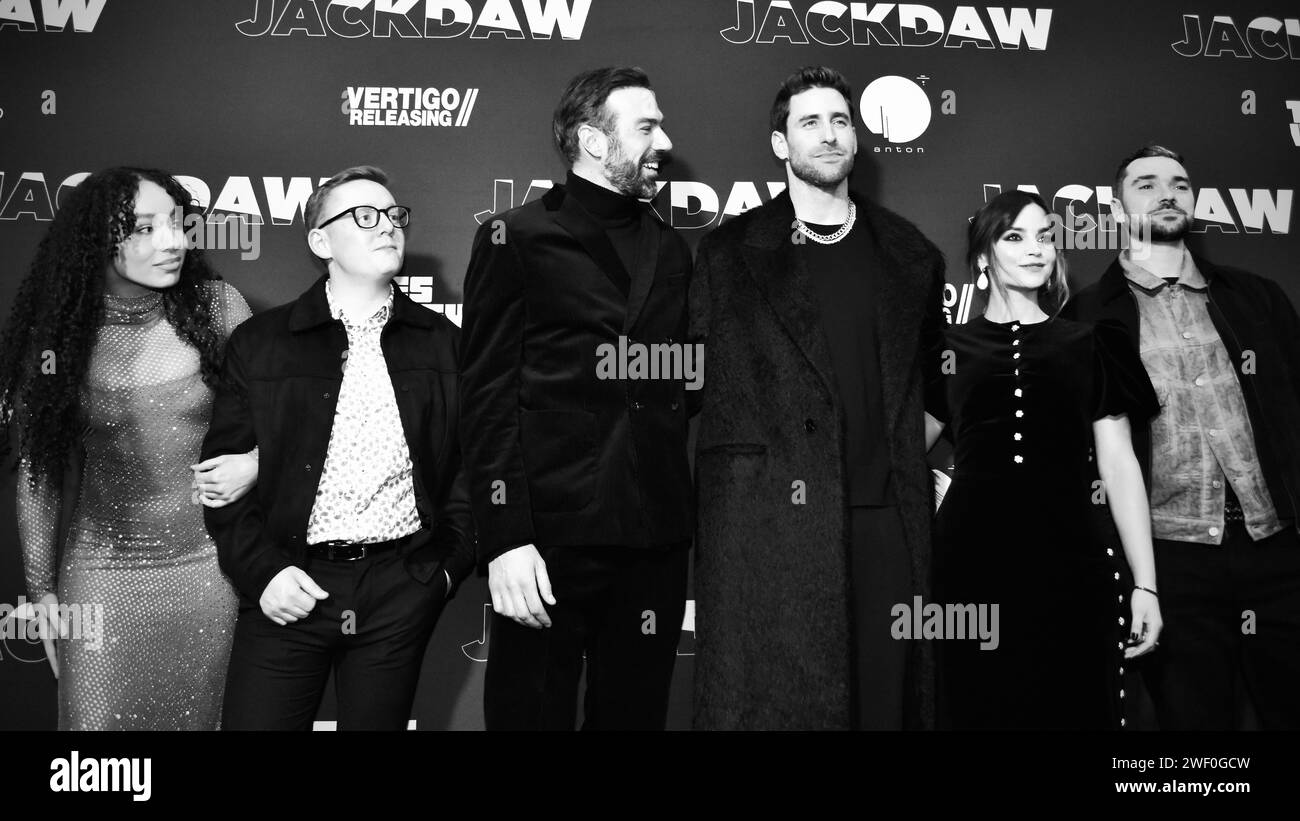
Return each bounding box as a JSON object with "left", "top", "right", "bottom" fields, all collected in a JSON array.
[{"left": 1012, "top": 330, "right": 1024, "bottom": 464}]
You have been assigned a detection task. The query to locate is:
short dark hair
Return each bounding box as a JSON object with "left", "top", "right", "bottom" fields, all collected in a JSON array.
[
  {"left": 1114, "top": 144, "right": 1185, "bottom": 194},
  {"left": 305, "top": 165, "right": 389, "bottom": 233},
  {"left": 770, "top": 66, "right": 854, "bottom": 135},
  {"left": 552, "top": 66, "right": 652, "bottom": 164}
]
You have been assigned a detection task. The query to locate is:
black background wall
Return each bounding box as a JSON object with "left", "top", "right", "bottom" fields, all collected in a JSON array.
[{"left": 1, "top": 0, "right": 1296, "bottom": 730}]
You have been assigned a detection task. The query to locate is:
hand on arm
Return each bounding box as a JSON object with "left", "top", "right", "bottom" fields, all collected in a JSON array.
[{"left": 190, "top": 447, "right": 258, "bottom": 508}]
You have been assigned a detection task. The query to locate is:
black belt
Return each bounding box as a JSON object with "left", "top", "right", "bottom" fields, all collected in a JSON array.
[{"left": 306, "top": 532, "right": 417, "bottom": 562}]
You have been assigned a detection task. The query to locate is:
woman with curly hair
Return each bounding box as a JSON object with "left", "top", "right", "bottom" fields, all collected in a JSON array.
[{"left": 0, "top": 167, "right": 258, "bottom": 730}]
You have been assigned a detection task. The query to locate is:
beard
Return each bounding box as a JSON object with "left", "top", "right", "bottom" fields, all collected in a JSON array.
[
  {"left": 602, "top": 138, "right": 664, "bottom": 199},
  {"left": 788, "top": 146, "right": 854, "bottom": 189},
  {"left": 1146, "top": 210, "right": 1192, "bottom": 241}
]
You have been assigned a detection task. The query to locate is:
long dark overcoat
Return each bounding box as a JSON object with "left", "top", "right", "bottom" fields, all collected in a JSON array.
[{"left": 689, "top": 190, "right": 945, "bottom": 729}]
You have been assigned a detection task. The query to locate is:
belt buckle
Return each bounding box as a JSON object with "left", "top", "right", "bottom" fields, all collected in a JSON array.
[
  {"left": 334, "top": 542, "right": 366, "bottom": 561},
  {"left": 317, "top": 540, "right": 366, "bottom": 561}
]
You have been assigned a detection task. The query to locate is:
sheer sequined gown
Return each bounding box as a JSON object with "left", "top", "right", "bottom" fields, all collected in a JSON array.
[{"left": 16, "top": 281, "right": 251, "bottom": 730}]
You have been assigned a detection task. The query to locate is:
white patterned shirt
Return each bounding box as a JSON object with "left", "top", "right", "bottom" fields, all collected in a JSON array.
[{"left": 305, "top": 280, "right": 421, "bottom": 544}]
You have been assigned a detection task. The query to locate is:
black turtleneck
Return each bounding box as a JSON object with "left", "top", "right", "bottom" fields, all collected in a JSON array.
[{"left": 565, "top": 171, "right": 645, "bottom": 279}]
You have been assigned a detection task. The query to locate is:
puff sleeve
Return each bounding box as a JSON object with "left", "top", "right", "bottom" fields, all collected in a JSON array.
[{"left": 1091, "top": 320, "right": 1160, "bottom": 424}]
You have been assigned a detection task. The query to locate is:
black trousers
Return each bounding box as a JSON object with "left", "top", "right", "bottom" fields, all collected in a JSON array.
[
  {"left": 484, "top": 545, "right": 689, "bottom": 730},
  {"left": 1144, "top": 522, "right": 1300, "bottom": 730},
  {"left": 849, "top": 505, "right": 912, "bottom": 730},
  {"left": 221, "top": 544, "right": 447, "bottom": 731}
]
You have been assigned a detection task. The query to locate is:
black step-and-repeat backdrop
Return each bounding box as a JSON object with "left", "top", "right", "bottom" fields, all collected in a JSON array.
[{"left": 1, "top": 0, "right": 1295, "bottom": 730}]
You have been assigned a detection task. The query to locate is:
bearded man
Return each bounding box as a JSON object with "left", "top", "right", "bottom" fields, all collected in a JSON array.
[
  {"left": 1064, "top": 144, "right": 1300, "bottom": 730},
  {"left": 689, "top": 66, "right": 946, "bottom": 729},
  {"left": 459, "top": 66, "right": 693, "bottom": 730}
]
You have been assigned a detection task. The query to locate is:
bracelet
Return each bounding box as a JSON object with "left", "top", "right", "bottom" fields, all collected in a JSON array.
[{"left": 1133, "top": 585, "right": 1159, "bottom": 598}]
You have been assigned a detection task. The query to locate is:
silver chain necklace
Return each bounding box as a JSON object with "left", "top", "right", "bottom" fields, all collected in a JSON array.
[{"left": 794, "top": 201, "right": 856, "bottom": 245}]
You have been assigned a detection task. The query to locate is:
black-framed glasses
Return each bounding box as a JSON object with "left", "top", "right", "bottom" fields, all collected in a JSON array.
[{"left": 318, "top": 204, "right": 411, "bottom": 230}]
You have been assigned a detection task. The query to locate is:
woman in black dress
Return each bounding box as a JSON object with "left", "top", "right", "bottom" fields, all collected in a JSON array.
[{"left": 925, "top": 191, "right": 1163, "bottom": 729}]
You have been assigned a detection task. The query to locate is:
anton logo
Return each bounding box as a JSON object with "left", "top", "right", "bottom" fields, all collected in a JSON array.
[
  {"left": 343, "top": 86, "right": 479, "bottom": 127},
  {"left": 0, "top": 0, "right": 106, "bottom": 32},
  {"left": 475, "top": 178, "right": 789, "bottom": 230},
  {"left": 1172, "top": 15, "right": 1300, "bottom": 58},
  {"left": 861, "top": 75, "right": 931, "bottom": 146},
  {"left": 722, "top": 1, "right": 1052, "bottom": 49},
  {"left": 983, "top": 183, "right": 1293, "bottom": 235},
  {"left": 859, "top": 74, "right": 956, "bottom": 154},
  {"left": 237, "top": 0, "right": 591, "bottom": 39}
]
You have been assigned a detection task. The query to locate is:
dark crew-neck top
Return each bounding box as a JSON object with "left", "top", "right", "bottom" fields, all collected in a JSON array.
[{"left": 797, "top": 218, "right": 895, "bottom": 506}]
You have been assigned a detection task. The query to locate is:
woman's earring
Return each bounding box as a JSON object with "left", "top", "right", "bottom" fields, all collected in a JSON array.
[{"left": 977, "top": 265, "right": 990, "bottom": 290}]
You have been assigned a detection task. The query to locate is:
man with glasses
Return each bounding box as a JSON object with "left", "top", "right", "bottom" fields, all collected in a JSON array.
[{"left": 202, "top": 165, "right": 475, "bottom": 729}]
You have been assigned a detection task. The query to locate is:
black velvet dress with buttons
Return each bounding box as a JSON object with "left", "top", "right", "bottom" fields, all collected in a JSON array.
[{"left": 927, "top": 315, "right": 1159, "bottom": 729}]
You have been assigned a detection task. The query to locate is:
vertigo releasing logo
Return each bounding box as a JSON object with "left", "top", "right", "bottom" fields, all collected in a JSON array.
[
  {"left": 343, "top": 86, "right": 479, "bottom": 127},
  {"left": 0, "top": 0, "right": 106, "bottom": 32},
  {"left": 722, "top": 2, "right": 1052, "bottom": 50},
  {"left": 1172, "top": 14, "right": 1300, "bottom": 58},
  {"left": 237, "top": 0, "right": 591, "bottom": 39}
]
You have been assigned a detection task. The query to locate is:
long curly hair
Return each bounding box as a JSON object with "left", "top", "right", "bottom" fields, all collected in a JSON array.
[{"left": 0, "top": 167, "right": 227, "bottom": 490}]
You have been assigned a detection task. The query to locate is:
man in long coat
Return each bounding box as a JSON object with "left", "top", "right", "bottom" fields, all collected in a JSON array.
[{"left": 690, "top": 66, "right": 945, "bottom": 730}]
